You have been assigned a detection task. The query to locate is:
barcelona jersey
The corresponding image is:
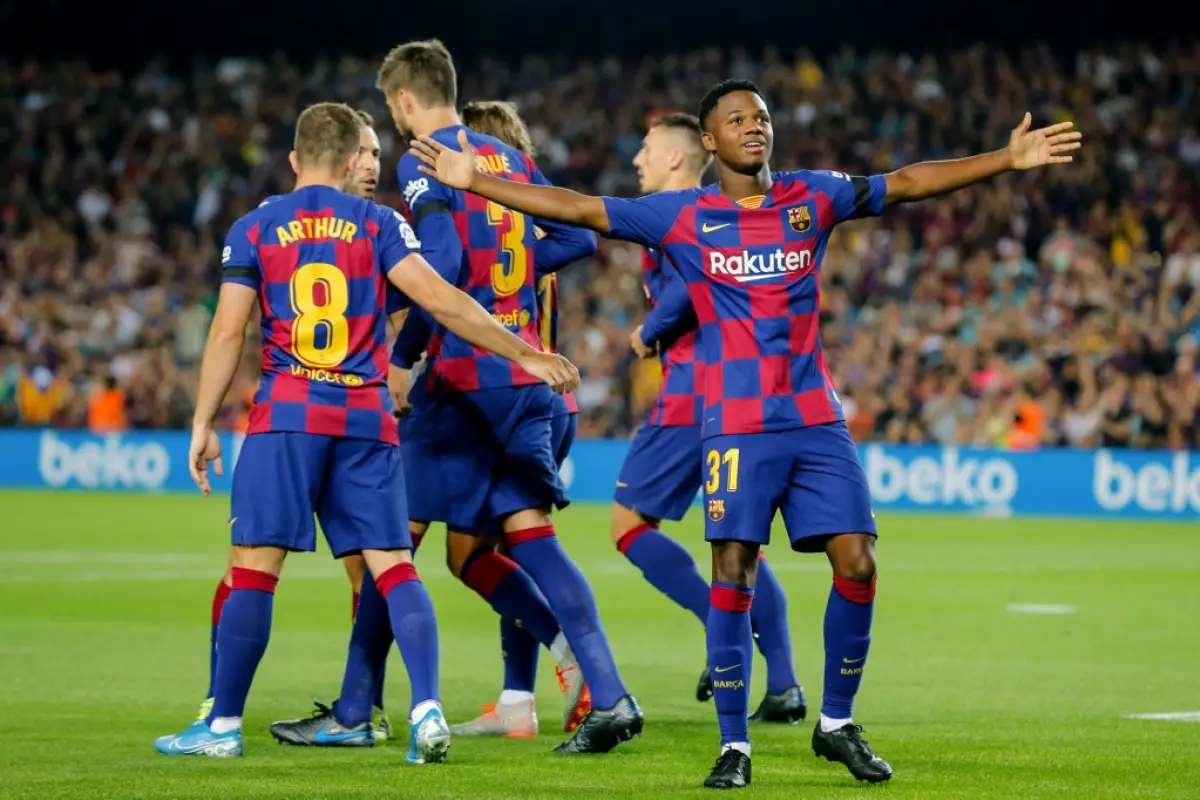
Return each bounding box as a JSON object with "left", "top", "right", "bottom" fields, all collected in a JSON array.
[
  {"left": 220, "top": 185, "right": 421, "bottom": 444},
  {"left": 603, "top": 171, "right": 887, "bottom": 438}
]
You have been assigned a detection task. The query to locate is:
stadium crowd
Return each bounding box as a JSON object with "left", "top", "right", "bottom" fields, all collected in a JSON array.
[{"left": 1, "top": 42, "right": 1198, "bottom": 449}]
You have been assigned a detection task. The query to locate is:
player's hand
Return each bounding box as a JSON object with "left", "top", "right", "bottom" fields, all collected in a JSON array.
[
  {"left": 410, "top": 130, "right": 477, "bottom": 190},
  {"left": 389, "top": 364, "right": 412, "bottom": 418},
  {"left": 630, "top": 325, "right": 658, "bottom": 359},
  {"left": 519, "top": 351, "right": 580, "bottom": 395},
  {"left": 1007, "top": 113, "right": 1082, "bottom": 170},
  {"left": 188, "top": 425, "right": 223, "bottom": 496}
]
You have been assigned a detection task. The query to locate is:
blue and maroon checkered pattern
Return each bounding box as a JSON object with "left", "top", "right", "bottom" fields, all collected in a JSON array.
[
  {"left": 398, "top": 126, "right": 546, "bottom": 393},
  {"left": 221, "top": 186, "right": 418, "bottom": 444},
  {"left": 641, "top": 247, "right": 702, "bottom": 427},
  {"left": 537, "top": 272, "right": 578, "bottom": 414},
  {"left": 604, "top": 170, "right": 888, "bottom": 438}
]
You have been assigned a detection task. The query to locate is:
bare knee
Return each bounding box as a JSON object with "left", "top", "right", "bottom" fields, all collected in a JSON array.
[
  {"left": 611, "top": 502, "right": 656, "bottom": 547},
  {"left": 826, "top": 533, "right": 877, "bottom": 583},
  {"left": 342, "top": 554, "right": 366, "bottom": 594},
  {"left": 228, "top": 545, "right": 286, "bottom": 576},
  {"left": 445, "top": 531, "right": 493, "bottom": 578},
  {"left": 710, "top": 540, "right": 760, "bottom": 588}
]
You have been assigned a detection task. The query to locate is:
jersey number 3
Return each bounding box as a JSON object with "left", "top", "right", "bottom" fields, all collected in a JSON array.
[
  {"left": 487, "top": 201, "right": 528, "bottom": 297},
  {"left": 290, "top": 262, "right": 350, "bottom": 368}
]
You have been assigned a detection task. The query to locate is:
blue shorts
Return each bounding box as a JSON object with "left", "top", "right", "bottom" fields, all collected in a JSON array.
[
  {"left": 703, "top": 422, "right": 877, "bottom": 552},
  {"left": 230, "top": 432, "right": 410, "bottom": 558},
  {"left": 614, "top": 423, "right": 703, "bottom": 522},
  {"left": 404, "top": 384, "right": 568, "bottom": 531},
  {"left": 550, "top": 401, "right": 578, "bottom": 469}
]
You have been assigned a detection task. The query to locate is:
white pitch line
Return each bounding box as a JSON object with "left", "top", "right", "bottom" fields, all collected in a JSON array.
[
  {"left": 1005, "top": 603, "right": 1078, "bottom": 615},
  {"left": 1125, "top": 712, "right": 1200, "bottom": 723}
]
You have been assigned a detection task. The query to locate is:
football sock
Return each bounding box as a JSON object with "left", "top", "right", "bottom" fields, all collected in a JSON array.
[
  {"left": 751, "top": 555, "right": 799, "bottom": 694},
  {"left": 459, "top": 551, "right": 561, "bottom": 648},
  {"left": 377, "top": 562, "right": 440, "bottom": 713},
  {"left": 616, "top": 523, "right": 709, "bottom": 625},
  {"left": 822, "top": 575, "right": 875, "bottom": 720},
  {"left": 351, "top": 590, "right": 360, "bottom": 620},
  {"left": 708, "top": 581, "right": 754, "bottom": 746},
  {"left": 334, "top": 574, "right": 394, "bottom": 728},
  {"left": 207, "top": 567, "right": 277, "bottom": 723},
  {"left": 372, "top": 661, "right": 387, "bottom": 712},
  {"left": 506, "top": 525, "right": 627, "bottom": 709},
  {"left": 209, "top": 716, "right": 241, "bottom": 734},
  {"left": 499, "top": 689, "right": 535, "bottom": 705},
  {"left": 819, "top": 714, "right": 853, "bottom": 732},
  {"left": 499, "top": 616, "right": 540, "bottom": 693},
  {"left": 205, "top": 579, "right": 231, "bottom": 700}
]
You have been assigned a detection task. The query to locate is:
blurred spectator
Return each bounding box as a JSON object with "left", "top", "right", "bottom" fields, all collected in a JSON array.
[{"left": 1, "top": 43, "right": 1198, "bottom": 449}]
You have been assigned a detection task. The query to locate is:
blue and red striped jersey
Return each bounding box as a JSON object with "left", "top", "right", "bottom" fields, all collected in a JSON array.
[
  {"left": 221, "top": 185, "right": 420, "bottom": 443},
  {"left": 396, "top": 125, "right": 546, "bottom": 393},
  {"left": 604, "top": 170, "right": 887, "bottom": 438},
  {"left": 640, "top": 247, "right": 702, "bottom": 427},
  {"left": 537, "top": 272, "right": 578, "bottom": 414}
]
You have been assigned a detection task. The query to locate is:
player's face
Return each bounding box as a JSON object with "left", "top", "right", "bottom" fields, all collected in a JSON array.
[
  {"left": 345, "top": 126, "right": 382, "bottom": 199},
  {"left": 633, "top": 126, "right": 672, "bottom": 193},
  {"left": 704, "top": 91, "right": 773, "bottom": 174}
]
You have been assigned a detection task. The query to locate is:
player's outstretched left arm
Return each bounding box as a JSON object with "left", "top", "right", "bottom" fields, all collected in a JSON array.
[
  {"left": 883, "top": 113, "right": 1081, "bottom": 205},
  {"left": 387, "top": 253, "right": 580, "bottom": 394},
  {"left": 410, "top": 131, "right": 613, "bottom": 234},
  {"left": 190, "top": 282, "right": 256, "bottom": 494}
]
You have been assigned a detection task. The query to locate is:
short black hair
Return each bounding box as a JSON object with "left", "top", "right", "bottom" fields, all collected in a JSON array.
[{"left": 698, "top": 79, "right": 763, "bottom": 129}]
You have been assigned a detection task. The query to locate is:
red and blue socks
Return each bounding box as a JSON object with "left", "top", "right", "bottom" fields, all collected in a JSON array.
[
  {"left": 376, "top": 562, "right": 440, "bottom": 717},
  {"left": 207, "top": 567, "right": 277, "bottom": 731},
  {"left": 707, "top": 581, "right": 754, "bottom": 750},
  {"left": 335, "top": 575, "right": 395, "bottom": 727},
  {"left": 750, "top": 555, "right": 798, "bottom": 694},
  {"left": 205, "top": 578, "right": 231, "bottom": 701},
  {"left": 506, "top": 525, "right": 627, "bottom": 709},
  {"left": 820, "top": 575, "right": 875, "bottom": 729},
  {"left": 616, "top": 523, "right": 709, "bottom": 624},
  {"left": 459, "top": 550, "right": 560, "bottom": 696}
]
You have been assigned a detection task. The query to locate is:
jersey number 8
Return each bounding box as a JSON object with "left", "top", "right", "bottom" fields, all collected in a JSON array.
[
  {"left": 487, "top": 201, "right": 528, "bottom": 297},
  {"left": 290, "top": 262, "right": 350, "bottom": 368}
]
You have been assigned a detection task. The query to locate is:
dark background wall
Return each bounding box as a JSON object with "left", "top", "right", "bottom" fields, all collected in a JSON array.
[{"left": 0, "top": 0, "right": 1177, "bottom": 67}]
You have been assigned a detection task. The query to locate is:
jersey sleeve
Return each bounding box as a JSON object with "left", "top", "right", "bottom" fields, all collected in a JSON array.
[
  {"left": 810, "top": 170, "right": 888, "bottom": 223},
  {"left": 391, "top": 307, "right": 433, "bottom": 369},
  {"left": 397, "top": 154, "right": 463, "bottom": 283},
  {"left": 220, "top": 217, "right": 261, "bottom": 289},
  {"left": 374, "top": 204, "right": 422, "bottom": 272},
  {"left": 601, "top": 190, "right": 688, "bottom": 248},
  {"left": 529, "top": 166, "right": 598, "bottom": 274},
  {"left": 641, "top": 261, "right": 697, "bottom": 348}
]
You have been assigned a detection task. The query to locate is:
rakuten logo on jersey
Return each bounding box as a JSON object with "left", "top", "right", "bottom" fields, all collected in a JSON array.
[
  {"left": 39, "top": 432, "right": 170, "bottom": 490},
  {"left": 708, "top": 249, "right": 811, "bottom": 283}
]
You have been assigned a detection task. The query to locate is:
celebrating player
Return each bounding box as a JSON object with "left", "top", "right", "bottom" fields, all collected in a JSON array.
[
  {"left": 154, "top": 101, "right": 578, "bottom": 761},
  {"left": 445, "top": 100, "right": 587, "bottom": 738},
  {"left": 381, "top": 40, "right": 642, "bottom": 753},
  {"left": 271, "top": 97, "right": 596, "bottom": 748},
  {"left": 619, "top": 112, "right": 806, "bottom": 722},
  {"left": 408, "top": 80, "right": 1081, "bottom": 788},
  {"left": 196, "top": 108, "right": 396, "bottom": 743}
]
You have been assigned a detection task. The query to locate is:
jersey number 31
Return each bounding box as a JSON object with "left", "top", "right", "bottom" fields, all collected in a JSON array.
[{"left": 290, "top": 262, "right": 350, "bottom": 368}]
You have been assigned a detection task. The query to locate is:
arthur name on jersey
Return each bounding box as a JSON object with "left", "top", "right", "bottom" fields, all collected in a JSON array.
[
  {"left": 276, "top": 216, "right": 358, "bottom": 246},
  {"left": 708, "top": 248, "right": 812, "bottom": 284}
]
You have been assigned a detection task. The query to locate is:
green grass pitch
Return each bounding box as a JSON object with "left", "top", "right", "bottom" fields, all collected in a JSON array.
[{"left": 1, "top": 491, "right": 1197, "bottom": 798}]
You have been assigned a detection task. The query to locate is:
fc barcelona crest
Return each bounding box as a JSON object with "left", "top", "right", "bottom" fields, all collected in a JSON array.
[
  {"left": 787, "top": 205, "right": 812, "bottom": 234},
  {"left": 707, "top": 498, "right": 726, "bottom": 522}
]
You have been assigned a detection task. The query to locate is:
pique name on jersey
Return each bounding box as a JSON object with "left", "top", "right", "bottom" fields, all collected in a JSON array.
[
  {"left": 708, "top": 248, "right": 812, "bottom": 283},
  {"left": 275, "top": 217, "right": 358, "bottom": 246}
]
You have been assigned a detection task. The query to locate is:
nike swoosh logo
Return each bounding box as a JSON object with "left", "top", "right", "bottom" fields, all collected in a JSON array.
[
  {"left": 842, "top": 657, "right": 865, "bottom": 664},
  {"left": 701, "top": 222, "right": 731, "bottom": 233},
  {"left": 229, "top": 517, "right": 237, "bottom": 527},
  {"left": 616, "top": 481, "right": 628, "bottom": 487},
  {"left": 713, "top": 664, "right": 741, "bottom": 673},
  {"left": 313, "top": 725, "right": 364, "bottom": 744}
]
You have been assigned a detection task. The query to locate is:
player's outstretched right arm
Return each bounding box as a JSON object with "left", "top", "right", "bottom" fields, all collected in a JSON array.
[
  {"left": 387, "top": 252, "right": 579, "bottom": 393},
  {"left": 410, "top": 130, "right": 612, "bottom": 234}
]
